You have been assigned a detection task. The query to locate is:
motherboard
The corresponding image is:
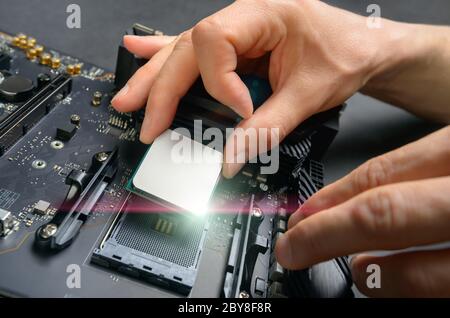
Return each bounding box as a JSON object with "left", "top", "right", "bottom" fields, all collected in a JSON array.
[{"left": 0, "top": 25, "right": 353, "bottom": 298}]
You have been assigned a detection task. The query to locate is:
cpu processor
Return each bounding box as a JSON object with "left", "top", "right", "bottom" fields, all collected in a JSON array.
[{"left": 127, "top": 129, "right": 223, "bottom": 216}]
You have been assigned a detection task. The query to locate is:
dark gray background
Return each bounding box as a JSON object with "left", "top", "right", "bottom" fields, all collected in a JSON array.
[{"left": 0, "top": 0, "right": 448, "bottom": 183}]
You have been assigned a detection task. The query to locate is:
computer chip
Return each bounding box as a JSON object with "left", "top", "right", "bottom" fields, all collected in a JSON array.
[{"left": 129, "top": 129, "right": 222, "bottom": 216}]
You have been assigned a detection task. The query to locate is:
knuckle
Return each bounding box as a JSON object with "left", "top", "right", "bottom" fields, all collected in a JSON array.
[
  {"left": 352, "top": 155, "right": 393, "bottom": 193},
  {"left": 351, "top": 189, "right": 402, "bottom": 238},
  {"left": 174, "top": 31, "right": 192, "bottom": 49},
  {"left": 192, "top": 18, "right": 224, "bottom": 45}
]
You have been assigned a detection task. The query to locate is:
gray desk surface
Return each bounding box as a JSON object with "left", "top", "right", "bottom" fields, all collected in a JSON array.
[{"left": 0, "top": 0, "right": 448, "bottom": 183}]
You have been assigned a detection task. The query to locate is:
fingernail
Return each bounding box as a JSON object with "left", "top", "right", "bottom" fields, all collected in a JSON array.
[
  {"left": 139, "top": 131, "right": 153, "bottom": 144},
  {"left": 123, "top": 35, "right": 145, "bottom": 45},
  {"left": 111, "top": 84, "right": 129, "bottom": 104},
  {"left": 275, "top": 233, "right": 293, "bottom": 268},
  {"left": 139, "top": 116, "right": 154, "bottom": 144},
  {"left": 233, "top": 104, "right": 253, "bottom": 119},
  {"left": 124, "top": 35, "right": 138, "bottom": 40},
  {"left": 236, "top": 90, "right": 254, "bottom": 119},
  {"left": 222, "top": 133, "right": 247, "bottom": 178}
]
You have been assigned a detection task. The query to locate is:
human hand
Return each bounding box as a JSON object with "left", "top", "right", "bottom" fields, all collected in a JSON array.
[
  {"left": 275, "top": 126, "right": 450, "bottom": 297},
  {"left": 111, "top": 0, "right": 404, "bottom": 177}
]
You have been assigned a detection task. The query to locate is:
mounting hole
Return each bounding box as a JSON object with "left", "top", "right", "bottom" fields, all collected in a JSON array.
[
  {"left": 50, "top": 140, "right": 64, "bottom": 149},
  {"left": 32, "top": 159, "right": 47, "bottom": 169}
]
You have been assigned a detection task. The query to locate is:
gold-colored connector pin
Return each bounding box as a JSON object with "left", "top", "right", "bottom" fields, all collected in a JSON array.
[
  {"left": 27, "top": 37, "right": 36, "bottom": 49},
  {"left": 26, "top": 48, "right": 37, "bottom": 60},
  {"left": 34, "top": 45, "right": 44, "bottom": 56},
  {"left": 40, "top": 53, "right": 52, "bottom": 66},
  {"left": 51, "top": 58, "right": 61, "bottom": 69},
  {"left": 66, "top": 64, "right": 75, "bottom": 75},
  {"left": 73, "top": 64, "right": 82, "bottom": 75}
]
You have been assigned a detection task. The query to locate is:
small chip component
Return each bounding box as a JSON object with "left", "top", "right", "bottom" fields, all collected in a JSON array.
[
  {"left": 56, "top": 122, "right": 77, "bottom": 141},
  {"left": 33, "top": 200, "right": 50, "bottom": 215}
]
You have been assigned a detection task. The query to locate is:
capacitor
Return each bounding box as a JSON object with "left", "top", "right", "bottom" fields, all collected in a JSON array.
[
  {"left": 70, "top": 114, "right": 81, "bottom": 126},
  {"left": 16, "top": 34, "right": 27, "bottom": 48},
  {"left": 19, "top": 38, "right": 27, "bottom": 49},
  {"left": 91, "top": 91, "right": 103, "bottom": 106},
  {"left": 26, "top": 48, "right": 37, "bottom": 60},
  {"left": 66, "top": 64, "right": 75, "bottom": 75},
  {"left": 73, "top": 64, "right": 82, "bottom": 75},
  {"left": 12, "top": 37, "right": 20, "bottom": 46},
  {"left": 40, "top": 53, "right": 51, "bottom": 66},
  {"left": 51, "top": 58, "right": 61, "bottom": 69},
  {"left": 34, "top": 45, "right": 44, "bottom": 56},
  {"left": 27, "top": 38, "right": 36, "bottom": 49}
]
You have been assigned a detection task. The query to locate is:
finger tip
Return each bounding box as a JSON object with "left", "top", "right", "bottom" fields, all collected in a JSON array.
[
  {"left": 110, "top": 96, "right": 124, "bottom": 110},
  {"left": 221, "top": 169, "right": 233, "bottom": 179},
  {"left": 349, "top": 256, "right": 370, "bottom": 294},
  {"left": 139, "top": 134, "right": 153, "bottom": 145},
  {"left": 221, "top": 163, "right": 241, "bottom": 179},
  {"left": 123, "top": 34, "right": 140, "bottom": 41},
  {"left": 123, "top": 34, "right": 134, "bottom": 40},
  {"left": 275, "top": 233, "right": 294, "bottom": 269},
  {"left": 111, "top": 84, "right": 132, "bottom": 110},
  {"left": 123, "top": 35, "right": 145, "bottom": 54},
  {"left": 350, "top": 254, "right": 372, "bottom": 272},
  {"left": 139, "top": 124, "right": 158, "bottom": 145},
  {"left": 139, "top": 127, "right": 152, "bottom": 145},
  {"left": 240, "top": 108, "right": 253, "bottom": 119},
  {"left": 123, "top": 35, "right": 137, "bottom": 47},
  {"left": 236, "top": 98, "right": 254, "bottom": 119}
]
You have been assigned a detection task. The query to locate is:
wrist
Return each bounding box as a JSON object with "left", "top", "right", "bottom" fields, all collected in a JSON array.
[{"left": 361, "top": 20, "right": 420, "bottom": 94}]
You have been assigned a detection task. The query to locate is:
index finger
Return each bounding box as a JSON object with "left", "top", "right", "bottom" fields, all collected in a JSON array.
[
  {"left": 295, "top": 126, "right": 450, "bottom": 222},
  {"left": 275, "top": 177, "right": 450, "bottom": 270},
  {"left": 191, "top": 0, "right": 283, "bottom": 118}
]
